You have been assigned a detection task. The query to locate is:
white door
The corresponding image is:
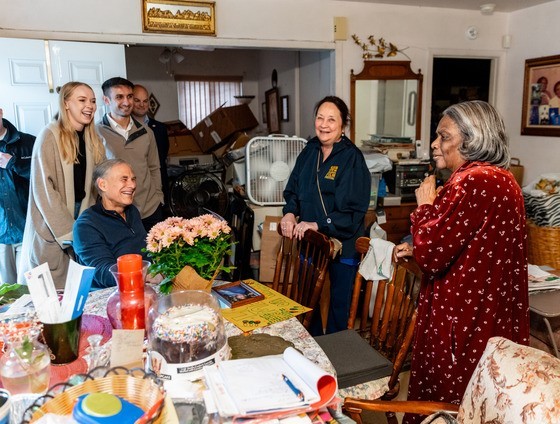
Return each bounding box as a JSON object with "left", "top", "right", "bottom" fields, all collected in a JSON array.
[{"left": 0, "top": 37, "right": 126, "bottom": 136}]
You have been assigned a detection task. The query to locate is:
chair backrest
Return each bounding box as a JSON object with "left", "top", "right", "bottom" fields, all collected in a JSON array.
[
  {"left": 347, "top": 236, "right": 422, "bottom": 393},
  {"left": 343, "top": 336, "right": 560, "bottom": 423},
  {"left": 272, "top": 228, "right": 333, "bottom": 329},
  {"left": 457, "top": 336, "right": 560, "bottom": 423},
  {"left": 223, "top": 194, "right": 254, "bottom": 281}
]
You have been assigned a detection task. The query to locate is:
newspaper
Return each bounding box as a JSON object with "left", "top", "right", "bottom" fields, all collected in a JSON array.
[{"left": 528, "top": 264, "right": 560, "bottom": 292}]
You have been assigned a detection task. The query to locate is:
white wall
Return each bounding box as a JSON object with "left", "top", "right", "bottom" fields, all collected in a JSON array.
[
  {"left": 2, "top": 0, "right": 558, "bottom": 180},
  {"left": 503, "top": 1, "right": 560, "bottom": 185}
]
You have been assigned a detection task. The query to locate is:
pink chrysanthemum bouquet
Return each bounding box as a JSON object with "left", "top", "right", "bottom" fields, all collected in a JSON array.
[{"left": 145, "top": 214, "right": 233, "bottom": 294}]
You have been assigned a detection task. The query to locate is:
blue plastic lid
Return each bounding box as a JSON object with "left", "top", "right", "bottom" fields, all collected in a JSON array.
[{"left": 73, "top": 394, "right": 144, "bottom": 424}]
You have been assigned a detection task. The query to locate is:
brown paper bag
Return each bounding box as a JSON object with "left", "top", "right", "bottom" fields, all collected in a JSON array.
[{"left": 172, "top": 265, "right": 212, "bottom": 292}]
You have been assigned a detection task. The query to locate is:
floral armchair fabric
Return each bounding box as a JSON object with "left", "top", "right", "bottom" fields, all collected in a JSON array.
[{"left": 422, "top": 336, "right": 560, "bottom": 424}]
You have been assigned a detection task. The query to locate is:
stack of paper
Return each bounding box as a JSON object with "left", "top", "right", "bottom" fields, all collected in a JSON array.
[
  {"left": 528, "top": 264, "right": 560, "bottom": 292},
  {"left": 203, "top": 347, "right": 337, "bottom": 420}
]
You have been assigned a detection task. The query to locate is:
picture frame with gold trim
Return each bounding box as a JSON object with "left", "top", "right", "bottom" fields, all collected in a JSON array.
[{"left": 142, "top": 0, "right": 216, "bottom": 36}]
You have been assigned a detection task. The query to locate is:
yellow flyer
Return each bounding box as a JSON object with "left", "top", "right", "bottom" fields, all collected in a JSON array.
[{"left": 217, "top": 280, "right": 311, "bottom": 332}]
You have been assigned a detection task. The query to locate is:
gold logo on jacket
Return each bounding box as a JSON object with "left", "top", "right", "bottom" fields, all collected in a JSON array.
[{"left": 325, "top": 166, "right": 338, "bottom": 180}]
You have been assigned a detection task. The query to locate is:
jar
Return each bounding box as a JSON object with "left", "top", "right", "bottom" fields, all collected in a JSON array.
[
  {"left": 106, "top": 258, "right": 158, "bottom": 330},
  {"left": 0, "top": 315, "right": 51, "bottom": 394},
  {"left": 146, "top": 291, "right": 230, "bottom": 384}
]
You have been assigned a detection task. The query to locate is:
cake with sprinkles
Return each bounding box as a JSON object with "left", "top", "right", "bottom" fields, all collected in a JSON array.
[{"left": 151, "top": 304, "right": 222, "bottom": 363}]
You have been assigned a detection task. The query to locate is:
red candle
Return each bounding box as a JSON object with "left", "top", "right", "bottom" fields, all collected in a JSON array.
[
  {"left": 116, "top": 254, "right": 146, "bottom": 329},
  {"left": 117, "top": 254, "right": 142, "bottom": 273}
]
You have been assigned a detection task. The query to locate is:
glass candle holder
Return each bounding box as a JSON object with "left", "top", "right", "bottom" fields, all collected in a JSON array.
[{"left": 106, "top": 259, "right": 157, "bottom": 330}]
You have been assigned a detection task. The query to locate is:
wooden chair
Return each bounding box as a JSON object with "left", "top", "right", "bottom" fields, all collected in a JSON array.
[
  {"left": 223, "top": 193, "right": 254, "bottom": 281},
  {"left": 344, "top": 336, "right": 560, "bottom": 424},
  {"left": 272, "top": 228, "right": 333, "bottom": 330},
  {"left": 315, "top": 237, "right": 422, "bottom": 424},
  {"left": 321, "top": 236, "right": 422, "bottom": 424},
  {"left": 347, "top": 237, "right": 423, "bottom": 355}
]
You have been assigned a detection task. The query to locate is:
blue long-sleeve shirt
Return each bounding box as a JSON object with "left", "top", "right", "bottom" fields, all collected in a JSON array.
[{"left": 73, "top": 202, "right": 147, "bottom": 288}]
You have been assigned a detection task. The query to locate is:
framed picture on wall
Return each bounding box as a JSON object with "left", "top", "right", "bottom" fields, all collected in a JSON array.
[
  {"left": 521, "top": 54, "right": 560, "bottom": 137},
  {"left": 142, "top": 0, "right": 216, "bottom": 36},
  {"left": 266, "top": 88, "right": 280, "bottom": 133}
]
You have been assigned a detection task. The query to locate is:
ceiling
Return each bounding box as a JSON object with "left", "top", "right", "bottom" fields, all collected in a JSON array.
[{"left": 335, "top": 0, "right": 555, "bottom": 13}]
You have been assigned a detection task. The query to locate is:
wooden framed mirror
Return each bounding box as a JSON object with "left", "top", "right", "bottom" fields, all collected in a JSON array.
[{"left": 350, "top": 60, "right": 423, "bottom": 145}]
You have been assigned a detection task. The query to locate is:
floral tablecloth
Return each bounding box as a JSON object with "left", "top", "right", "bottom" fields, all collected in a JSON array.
[
  {"left": 86, "top": 289, "right": 391, "bottom": 401},
  {"left": 84, "top": 288, "right": 336, "bottom": 377},
  {"left": 5, "top": 287, "right": 387, "bottom": 422}
]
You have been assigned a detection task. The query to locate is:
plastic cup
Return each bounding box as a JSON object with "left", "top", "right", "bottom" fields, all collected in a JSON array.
[{"left": 42, "top": 314, "right": 83, "bottom": 365}]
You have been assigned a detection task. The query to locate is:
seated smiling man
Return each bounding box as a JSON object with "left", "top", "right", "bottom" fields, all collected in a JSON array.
[{"left": 73, "top": 159, "right": 147, "bottom": 288}]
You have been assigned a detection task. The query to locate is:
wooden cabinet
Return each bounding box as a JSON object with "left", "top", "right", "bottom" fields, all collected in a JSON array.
[{"left": 365, "top": 202, "right": 417, "bottom": 244}]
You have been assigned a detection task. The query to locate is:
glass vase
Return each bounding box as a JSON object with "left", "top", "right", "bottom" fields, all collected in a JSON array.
[
  {"left": 0, "top": 315, "right": 51, "bottom": 395},
  {"left": 106, "top": 258, "right": 157, "bottom": 330}
]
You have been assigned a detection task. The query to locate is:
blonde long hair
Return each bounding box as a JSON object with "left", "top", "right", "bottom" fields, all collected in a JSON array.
[{"left": 57, "top": 82, "right": 105, "bottom": 165}]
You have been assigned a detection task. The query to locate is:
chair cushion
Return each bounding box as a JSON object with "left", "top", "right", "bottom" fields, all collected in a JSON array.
[
  {"left": 314, "top": 329, "right": 392, "bottom": 389},
  {"left": 458, "top": 336, "right": 560, "bottom": 424}
]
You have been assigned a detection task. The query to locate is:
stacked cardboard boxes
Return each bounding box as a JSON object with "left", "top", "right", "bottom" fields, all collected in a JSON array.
[{"left": 191, "top": 104, "right": 258, "bottom": 153}]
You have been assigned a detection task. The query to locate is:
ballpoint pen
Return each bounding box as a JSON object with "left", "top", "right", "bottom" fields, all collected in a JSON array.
[{"left": 281, "top": 374, "right": 305, "bottom": 401}]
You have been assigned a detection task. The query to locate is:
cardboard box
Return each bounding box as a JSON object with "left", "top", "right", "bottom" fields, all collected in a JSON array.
[
  {"left": 165, "top": 120, "right": 203, "bottom": 156},
  {"left": 215, "top": 132, "right": 252, "bottom": 167},
  {"left": 192, "top": 104, "right": 258, "bottom": 153},
  {"left": 249, "top": 205, "right": 284, "bottom": 250},
  {"left": 258, "top": 215, "right": 283, "bottom": 283}
]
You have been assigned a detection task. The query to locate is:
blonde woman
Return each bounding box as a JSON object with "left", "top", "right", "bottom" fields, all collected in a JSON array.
[{"left": 19, "top": 82, "right": 105, "bottom": 288}]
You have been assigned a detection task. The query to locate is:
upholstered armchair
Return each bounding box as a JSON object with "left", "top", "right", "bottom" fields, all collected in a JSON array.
[{"left": 344, "top": 336, "right": 560, "bottom": 423}]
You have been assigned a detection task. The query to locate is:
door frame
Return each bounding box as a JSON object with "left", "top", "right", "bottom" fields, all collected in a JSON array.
[{"left": 423, "top": 48, "right": 506, "bottom": 146}]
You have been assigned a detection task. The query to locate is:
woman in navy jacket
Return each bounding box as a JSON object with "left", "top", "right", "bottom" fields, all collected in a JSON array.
[{"left": 281, "top": 96, "right": 370, "bottom": 335}]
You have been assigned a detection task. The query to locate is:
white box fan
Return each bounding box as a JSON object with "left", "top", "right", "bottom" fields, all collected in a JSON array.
[{"left": 245, "top": 135, "right": 307, "bottom": 206}]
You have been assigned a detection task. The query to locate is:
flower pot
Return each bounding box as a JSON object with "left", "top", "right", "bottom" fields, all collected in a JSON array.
[{"left": 172, "top": 265, "right": 213, "bottom": 293}]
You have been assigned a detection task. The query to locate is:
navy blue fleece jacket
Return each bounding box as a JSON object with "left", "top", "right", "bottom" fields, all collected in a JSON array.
[
  {"left": 73, "top": 202, "right": 147, "bottom": 288},
  {"left": 283, "top": 136, "right": 370, "bottom": 259}
]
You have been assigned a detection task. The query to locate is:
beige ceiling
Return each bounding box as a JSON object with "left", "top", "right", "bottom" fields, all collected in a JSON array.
[{"left": 334, "top": 0, "right": 555, "bottom": 13}]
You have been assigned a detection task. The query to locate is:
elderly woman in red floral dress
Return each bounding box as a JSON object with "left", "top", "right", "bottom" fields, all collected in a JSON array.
[{"left": 395, "top": 100, "right": 529, "bottom": 423}]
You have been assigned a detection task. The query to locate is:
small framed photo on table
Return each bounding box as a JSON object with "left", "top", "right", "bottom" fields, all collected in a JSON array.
[{"left": 212, "top": 281, "right": 264, "bottom": 308}]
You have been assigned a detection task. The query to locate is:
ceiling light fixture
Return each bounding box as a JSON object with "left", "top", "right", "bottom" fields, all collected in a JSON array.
[
  {"left": 158, "top": 47, "right": 172, "bottom": 64},
  {"left": 480, "top": 3, "right": 495, "bottom": 15},
  {"left": 172, "top": 49, "right": 185, "bottom": 63}
]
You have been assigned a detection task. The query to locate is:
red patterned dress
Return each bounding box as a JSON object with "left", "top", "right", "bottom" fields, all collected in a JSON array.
[{"left": 404, "top": 161, "right": 529, "bottom": 421}]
